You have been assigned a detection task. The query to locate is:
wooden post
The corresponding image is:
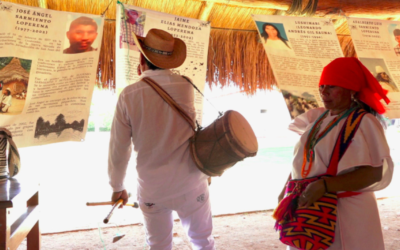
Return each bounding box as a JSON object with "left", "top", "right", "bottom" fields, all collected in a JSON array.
[
  {"left": 27, "top": 192, "right": 41, "bottom": 250},
  {"left": 202, "top": 0, "right": 292, "bottom": 10},
  {"left": 203, "top": 0, "right": 400, "bottom": 19},
  {"left": 315, "top": 0, "right": 400, "bottom": 19},
  {"left": 0, "top": 208, "right": 11, "bottom": 250}
]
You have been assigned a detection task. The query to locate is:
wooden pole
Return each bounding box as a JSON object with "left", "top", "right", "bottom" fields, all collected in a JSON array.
[
  {"left": 86, "top": 201, "right": 139, "bottom": 207},
  {"left": 203, "top": 0, "right": 400, "bottom": 19},
  {"left": 315, "top": 0, "right": 400, "bottom": 19},
  {"left": 202, "top": 0, "right": 291, "bottom": 10},
  {"left": 103, "top": 199, "right": 123, "bottom": 224}
]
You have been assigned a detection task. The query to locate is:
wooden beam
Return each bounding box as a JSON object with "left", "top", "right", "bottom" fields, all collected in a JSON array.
[
  {"left": 38, "top": 0, "right": 48, "bottom": 9},
  {"left": 316, "top": 0, "right": 400, "bottom": 19},
  {"left": 203, "top": 0, "right": 400, "bottom": 19},
  {"left": 202, "top": 0, "right": 291, "bottom": 10},
  {"left": 198, "top": 1, "right": 215, "bottom": 21}
]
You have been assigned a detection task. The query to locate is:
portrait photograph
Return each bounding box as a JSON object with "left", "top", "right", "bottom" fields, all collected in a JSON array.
[
  {"left": 359, "top": 57, "right": 399, "bottom": 92},
  {"left": 63, "top": 15, "right": 102, "bottom": 54},
  {"left": 255, "top": 21, "right": 292, "bottom": 51}
]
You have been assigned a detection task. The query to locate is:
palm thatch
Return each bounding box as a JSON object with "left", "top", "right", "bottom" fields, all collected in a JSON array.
[
  {"left": 4, "top": 0, "right": 400, "bottom": 94},
  {"left": 0, "top": 58, "right": 30, "bottom": 84}
]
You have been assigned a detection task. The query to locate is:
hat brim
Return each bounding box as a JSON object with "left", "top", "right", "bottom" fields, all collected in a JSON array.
[{"left": 131, "top": 32, "right": 186, "bottom": 69}]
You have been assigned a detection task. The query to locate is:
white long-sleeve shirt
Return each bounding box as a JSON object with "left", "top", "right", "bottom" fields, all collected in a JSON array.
[{"left": 108, "top": 69, "right": 208, "bottom": 203}]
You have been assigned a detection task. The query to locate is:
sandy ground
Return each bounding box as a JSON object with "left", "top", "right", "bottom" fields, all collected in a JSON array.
[{"left": 15, "top": 196, "right": 400, "bottom": 250}]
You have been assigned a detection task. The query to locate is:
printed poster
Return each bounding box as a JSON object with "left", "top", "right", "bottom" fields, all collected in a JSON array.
[
  {"left": 347, "top": 17, "right": 400, "bottom": 118},
  {"left": 115, "top": 3, "right": 211, "bottom": 123},
  {"left": 0, "top": 2, "right": 104, "bottom": 147},
  {"left": 252, "top": 15, "right": 343, "bottom": 119}
]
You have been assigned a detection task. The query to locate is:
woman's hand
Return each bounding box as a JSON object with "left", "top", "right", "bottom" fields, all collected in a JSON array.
[{"left": 298, "top": 179, "right": 326, "bottom": 208}]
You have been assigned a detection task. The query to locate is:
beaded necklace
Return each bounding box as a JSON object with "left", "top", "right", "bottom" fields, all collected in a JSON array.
[{"left": 301, "top": 107, "right": 355, "bottom": 178}]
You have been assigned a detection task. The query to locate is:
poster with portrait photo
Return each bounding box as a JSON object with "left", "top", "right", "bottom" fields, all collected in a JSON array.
[
  {"left": 255, "top": 21, "right": 292, "bottom": 52},
  {"left": 0, "top": 1, "right": 104, "bottom": 147},
  {"left": 348, "top": 17, "right": 400, "bottom": 118},
  {"left": 115, "top": 3, "right": 211, "bottom": 124},
  {"left": 252, "top": 15, "right": 342, "bottom": 119},
  {"left": 63, "top": 15, "right": 102, "bottom": 54}
]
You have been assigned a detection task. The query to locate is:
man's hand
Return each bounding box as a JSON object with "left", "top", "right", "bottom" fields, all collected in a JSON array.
[{"left": 111, "top": 189, "right": 129, "bottom": 208}]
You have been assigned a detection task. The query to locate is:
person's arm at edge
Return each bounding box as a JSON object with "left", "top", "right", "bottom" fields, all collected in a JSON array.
[{"left": 108, "top": 92, "right": 132, "bottom": 207}]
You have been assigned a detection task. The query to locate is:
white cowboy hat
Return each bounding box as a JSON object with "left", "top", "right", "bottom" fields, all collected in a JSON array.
[
  {"left": 131, "top": 29, "right": 186, "bottom": 69},
  {"left": 375, "top": 66, "right": 385, "bottom": 74}
]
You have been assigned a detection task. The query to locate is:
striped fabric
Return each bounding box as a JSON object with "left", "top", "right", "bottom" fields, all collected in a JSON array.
[
  {"left": 0, "top": 133, "right": 6, "bottom": 179},
  {"left": 0, "top": 128, "right": 20, "bottom": 178}
]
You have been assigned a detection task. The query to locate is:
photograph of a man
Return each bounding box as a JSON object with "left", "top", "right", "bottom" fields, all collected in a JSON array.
[
  {"left": 393, "top": 29, "right": 400, "bottom": 56},
  {"left": 63, "top": 16, "right": 98, "bottom": 54}
]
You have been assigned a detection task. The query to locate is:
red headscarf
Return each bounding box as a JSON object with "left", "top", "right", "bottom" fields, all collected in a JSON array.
[{"left": 319, "top": 57, "right": 390, "bottom": 114}]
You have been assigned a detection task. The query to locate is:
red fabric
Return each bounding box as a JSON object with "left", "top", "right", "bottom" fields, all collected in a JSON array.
[
  {"left": 338, "top": 191, "right": 361, "bottom": 198},
  {"left": 319, "top": 57, "right": 390, "bottom": 114}
]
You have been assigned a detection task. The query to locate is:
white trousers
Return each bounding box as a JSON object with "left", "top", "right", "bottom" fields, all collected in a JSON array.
[{"left": 139, "top": 180, "right": 215, "bottom": 250}]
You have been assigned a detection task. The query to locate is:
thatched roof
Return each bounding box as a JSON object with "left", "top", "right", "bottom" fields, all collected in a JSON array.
[
  {"left": 5, "top": 0, "right": 400, "bottom": 94},
  {"left": 0, "top": 57, "right": 30, "bottom": 84}
]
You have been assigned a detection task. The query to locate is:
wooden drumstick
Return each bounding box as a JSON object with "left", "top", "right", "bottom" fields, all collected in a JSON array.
[
  {"left": 86, "top": 201, "right": 139, "bottom": 207},
  {"left": 103, "top": 199, "right": 123, "bottom": 224}
]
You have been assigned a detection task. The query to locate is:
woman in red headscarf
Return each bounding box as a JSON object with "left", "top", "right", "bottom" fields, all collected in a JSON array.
[{"left": 277, "top": 57, "right": 394, "bottom": 249}]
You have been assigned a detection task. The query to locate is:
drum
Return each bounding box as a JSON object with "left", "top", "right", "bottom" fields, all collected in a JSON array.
[{"left": 190, "top": 110, "right": 258, "bottom": 176}]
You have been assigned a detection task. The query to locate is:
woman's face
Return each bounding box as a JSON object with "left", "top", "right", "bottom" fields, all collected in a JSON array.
[
  {"left": 319, "top": 85, "right": 353, "bottom": 115},
  {"left": 264, "top": 25, "right": 278, "bottom": 39},
  {"left": 380, "top": 72, "right": 389, "bottom": 81}
]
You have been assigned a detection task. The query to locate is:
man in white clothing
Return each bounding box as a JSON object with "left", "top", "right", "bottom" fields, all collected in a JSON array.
[
  {"left": 108, "top": 29, "right": 215, "bottom": 250},
  {"left": 0, "top": 88, "right": 12, "bottom": 113}
]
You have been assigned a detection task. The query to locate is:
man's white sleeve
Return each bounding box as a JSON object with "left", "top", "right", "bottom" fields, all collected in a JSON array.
[{"left": 108, "top": 93, "right": 133, "bottom": 192}]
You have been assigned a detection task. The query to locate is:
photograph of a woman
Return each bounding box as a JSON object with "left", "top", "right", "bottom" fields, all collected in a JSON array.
[
  {"left": 260, "top": 23, "right": 292, "bottom": 51},
  {"left": 375, "top": 65, "right": 399, "bottom": 92}
]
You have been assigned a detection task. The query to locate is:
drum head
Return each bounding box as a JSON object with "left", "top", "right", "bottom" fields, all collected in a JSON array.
[{"left": 227, "top": 111, "right": 258, "bottom": 154}]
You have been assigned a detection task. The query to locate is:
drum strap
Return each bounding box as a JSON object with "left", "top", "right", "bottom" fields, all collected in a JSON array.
[
  {"left": 142, "top": 77, "right": 196, "bottom": 131},
  {"left": 181, "top": 76, "right": 223, "bottom": 120}
]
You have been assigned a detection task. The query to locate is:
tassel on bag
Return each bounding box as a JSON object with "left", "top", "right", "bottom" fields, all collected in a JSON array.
[{"left": 273, "top": 192, "right": 300, "bottom": 221}]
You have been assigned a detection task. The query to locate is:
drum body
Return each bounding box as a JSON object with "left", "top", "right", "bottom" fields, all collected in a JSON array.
[{"left": 190, "top": 110, "right": 258, "bottom": 176}]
